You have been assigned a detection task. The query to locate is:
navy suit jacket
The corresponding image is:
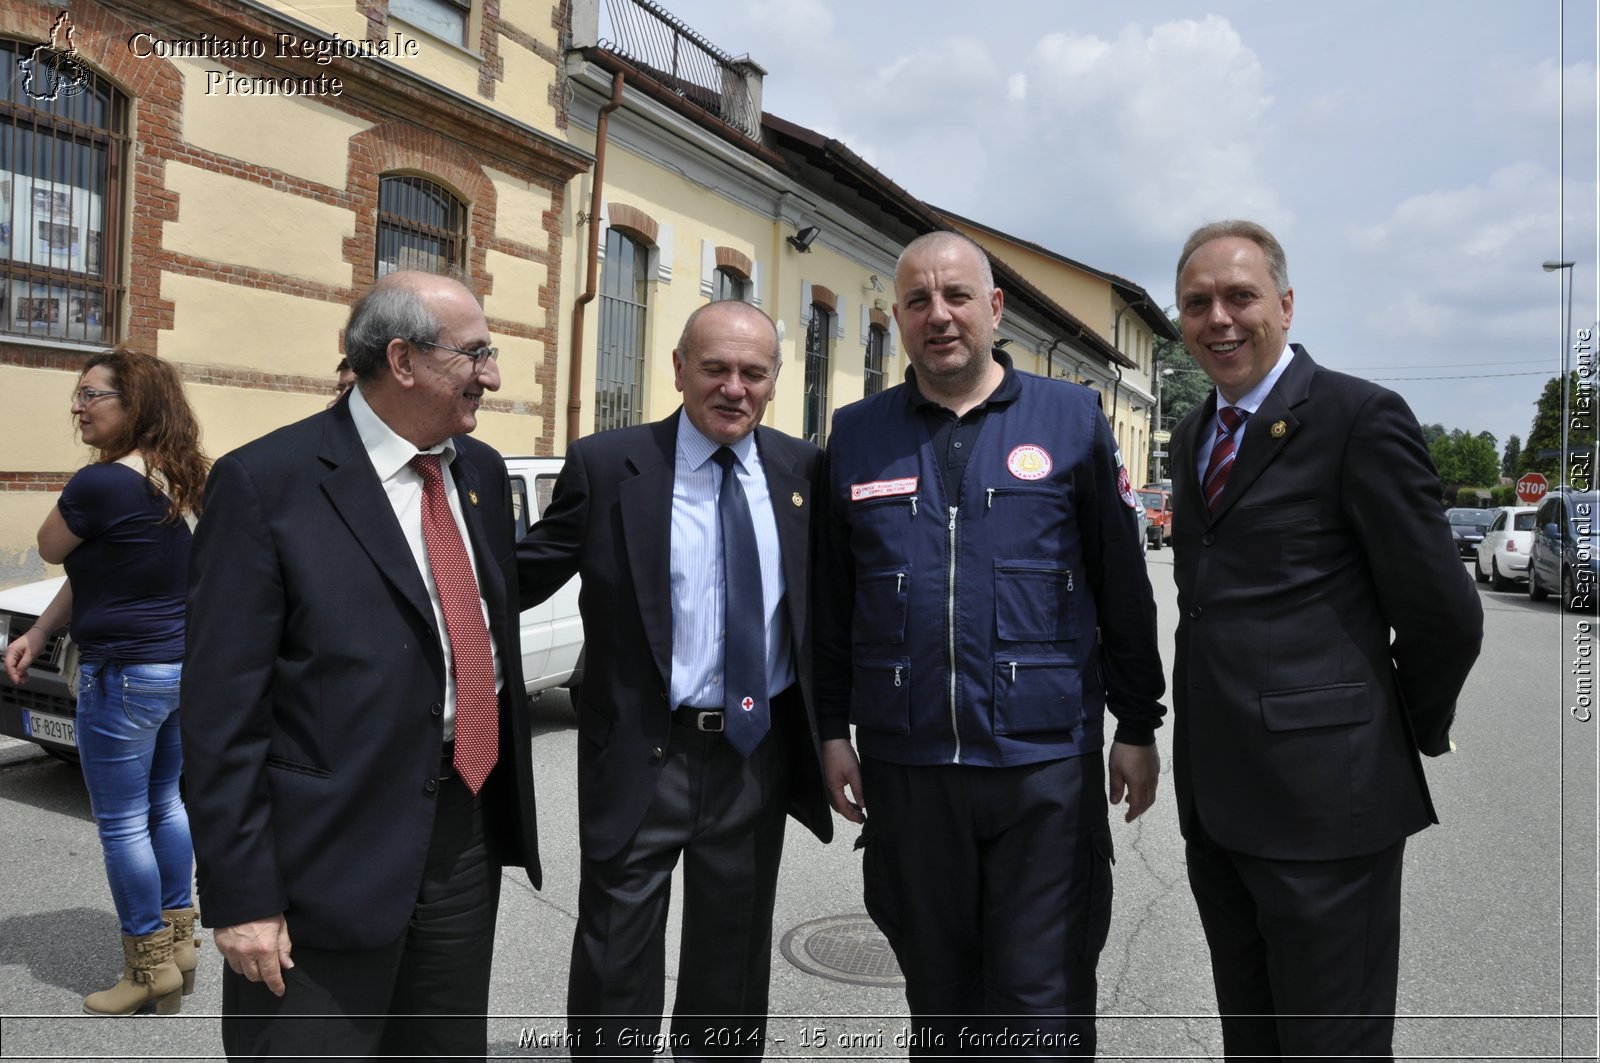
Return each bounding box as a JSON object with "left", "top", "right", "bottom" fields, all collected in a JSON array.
[
  {"left": 517, "top": 412, "right": 833, "bottom": 862},
  {"left": 181, "top": 398, "right": 539, "bottom": 949},
  {"left": 1169, "top": 346, "right": 1483, "bottom": 861}
]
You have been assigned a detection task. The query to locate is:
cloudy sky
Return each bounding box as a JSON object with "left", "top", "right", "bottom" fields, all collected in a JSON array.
[{"left": 643, "top": 0, "right": 1597, "bottom": 454}]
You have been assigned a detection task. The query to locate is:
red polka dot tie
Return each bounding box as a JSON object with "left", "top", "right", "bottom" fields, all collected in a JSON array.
[
  {"left": 411, "top": 454, "right": 498, "bottom": 793},
  {"left": 1202, "top": 406, "right": 1248, "bottom": 513}
]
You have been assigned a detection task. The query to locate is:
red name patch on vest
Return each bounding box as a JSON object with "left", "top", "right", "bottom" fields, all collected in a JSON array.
[{"left": 851, "top": 476, "right": 919, "bottom": 501}]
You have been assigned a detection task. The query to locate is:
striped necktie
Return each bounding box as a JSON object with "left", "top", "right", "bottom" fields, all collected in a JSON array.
[{"left": 1202, "top": 406, "right": 1248, "bottom": 513}]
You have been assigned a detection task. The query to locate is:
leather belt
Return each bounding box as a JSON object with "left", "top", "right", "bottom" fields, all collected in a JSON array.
[{"left": 672, "top": 706, "right": 724, "bottom": 733}]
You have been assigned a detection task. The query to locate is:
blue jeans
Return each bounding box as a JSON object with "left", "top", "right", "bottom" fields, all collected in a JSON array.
[{"left": 76, "top": 660, "right": 193, "bottom": 937}]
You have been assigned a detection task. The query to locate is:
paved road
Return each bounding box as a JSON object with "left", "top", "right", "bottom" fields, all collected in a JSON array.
[{"left": 0, "top": 556, "right": 1593, "bottom": 1060}]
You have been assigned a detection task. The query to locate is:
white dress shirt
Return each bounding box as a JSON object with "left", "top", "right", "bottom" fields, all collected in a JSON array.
[{"left": 1195, "top": 344, "right": 1296, "bottom": 486}]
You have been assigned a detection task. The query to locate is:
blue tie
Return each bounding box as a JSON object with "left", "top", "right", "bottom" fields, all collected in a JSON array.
[{"left": 712, "top": 446, "right": 770, "bottom": 757}]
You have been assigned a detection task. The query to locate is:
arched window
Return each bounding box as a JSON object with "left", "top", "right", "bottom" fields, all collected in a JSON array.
[
  {"left": 376, "top": 174, "right": 466, "bottom": 277},
  {"left": 804, "top": 302, "right": 831, "bottom": 445},
  {"left": 712, "top": 265, "right": 750, "bottom": 303},
  {"left": 0, "top": 39, "right": 128, "bottom": 343},
  {"left": 596, "top": 228, "right": 649, "bottom": 431}
]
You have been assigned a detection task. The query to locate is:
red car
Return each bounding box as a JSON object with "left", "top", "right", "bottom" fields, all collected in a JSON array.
[{"left": 1138, "top": 488, "right": 1173, "bottom": 550}]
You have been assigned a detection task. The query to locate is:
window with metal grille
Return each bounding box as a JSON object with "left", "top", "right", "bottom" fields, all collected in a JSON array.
[
  {"left": 712, "top": 265, "right": 750, "bottom": 303},
  {"left": 864, "top": 324, "right": 887, "bottom": 397},
  {"left": 0, "top": 39, "right": 127, "bottom": 344},
  {"left": 376, "top": 174, "right": 466, "bottom": 278},
  {"left": 804, "top": 304, "right": 831, "bottom": 446},
  {"left": 596, "top": 228, "right": 649, "bottom": 432}
]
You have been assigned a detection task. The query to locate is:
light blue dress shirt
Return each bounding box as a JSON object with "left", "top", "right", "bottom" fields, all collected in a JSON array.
[{"left": 669, "top": 413, "right": 795, "bottom": 710}]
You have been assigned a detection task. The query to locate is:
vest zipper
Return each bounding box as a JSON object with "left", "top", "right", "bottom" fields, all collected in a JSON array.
[{"left": 947, "top": 504, "right": 961, "bottom": 764}]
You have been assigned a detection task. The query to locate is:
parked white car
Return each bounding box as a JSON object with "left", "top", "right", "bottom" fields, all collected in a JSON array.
[
  {"left": 1474, "top": 505, "right": 1538, "bottom": 592},
  {"left": 0, "top": 455, "right": 583, "bottom": 759}
]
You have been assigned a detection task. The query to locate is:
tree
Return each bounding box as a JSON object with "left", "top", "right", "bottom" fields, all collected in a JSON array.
[
  {"left": 1501, "top": 434, "right": 1521, "bottom": 480},
  {"left": 1520, "top": 373, "right": 1597, "bottom": 483},
  {"left": 1430, "top": 428, "right": 1500, "bottom": 490},
  {"left": 1153, "top": 328, "right": 1210, "bottom": 430},
  {"left": 1420, "top": 423, "right": 1447, "bottom": 449}
]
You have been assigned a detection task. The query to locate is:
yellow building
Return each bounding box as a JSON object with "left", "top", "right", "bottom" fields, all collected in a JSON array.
[
  {"left": 0, "top": 0, "right": 1163, "bottom": 585},
  {"left": 0, "top": 0, "right": 588, "bottom": 584},
  {"left": 560, "top": 0, "right": 1130, "bottom": 446}
]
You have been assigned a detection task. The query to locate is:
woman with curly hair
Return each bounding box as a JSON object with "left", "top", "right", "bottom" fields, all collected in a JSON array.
[{"left": 3, "top": 349, "right": 209, "bottom": 1015}]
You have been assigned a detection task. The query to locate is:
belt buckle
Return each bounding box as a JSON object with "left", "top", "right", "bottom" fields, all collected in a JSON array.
[{"left": 696, "top": 710, "right": 724, "bottom": 733}]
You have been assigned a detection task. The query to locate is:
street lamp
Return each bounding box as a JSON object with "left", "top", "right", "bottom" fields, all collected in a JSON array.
[
  {"left": 1152, "top": 367, "right": 1175, "bottom": 483},
  {"left": 1543, "top": 259, "right": 1575, "bottom": 487}
]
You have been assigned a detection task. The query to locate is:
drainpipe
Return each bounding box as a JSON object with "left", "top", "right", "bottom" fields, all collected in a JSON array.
[
  {"left": 1044, "top": 338, "right": 1065, "bottom": 378},
  {"left": 567, "top": 71, "right": 624, "bottom": 446},
  {"left": 1110, "top": 361, "right": 1123, "bottom": 450}
]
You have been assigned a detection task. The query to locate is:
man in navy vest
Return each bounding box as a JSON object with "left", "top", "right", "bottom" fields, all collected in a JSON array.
[{"left": 814, "top": 231, "right": 1166, "bottom": 1056}]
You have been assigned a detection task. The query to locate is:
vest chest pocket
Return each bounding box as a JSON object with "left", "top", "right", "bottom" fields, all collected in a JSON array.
[
  {"left": 994, "top": 559, "right": 1076, "bottom": 642},
  {"left": 852, "top": 565, "right": 911, "bottom": 644}
]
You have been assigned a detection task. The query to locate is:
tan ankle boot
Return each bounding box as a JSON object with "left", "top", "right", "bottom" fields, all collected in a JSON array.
[
  {"left": 82, "top": 924, "right": 183, "bottom": 1016},
  {"left": 163, "top": 906, "right": 201, "bottom": 996}
]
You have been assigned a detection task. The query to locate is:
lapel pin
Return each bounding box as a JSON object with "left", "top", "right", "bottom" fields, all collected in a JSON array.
[
  {"left": 792, "top": 492, "right": 804, "bottom": 507},
  {"left": 1270, "top": 420, "right": 1287, "bottom": 438},
  {"left": 468, "top": 490, "right": 480, "bottom": 506}
]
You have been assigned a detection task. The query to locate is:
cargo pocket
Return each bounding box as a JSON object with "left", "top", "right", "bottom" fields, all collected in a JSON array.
[
  {"left": 858, "top": 818, "right": 902, "bottom": 951},
  {"left": 993, "top": 655, "right": 1084, "bottom": 736},
  {"left": 994, "top": 559, "right": 1075, "bottom": 642},
  {"left": 851, "top": 656, "right": 911, "bottom": 735},
  {"left": 1082, "top": 818, "right": 1114, "bottom": 963}
]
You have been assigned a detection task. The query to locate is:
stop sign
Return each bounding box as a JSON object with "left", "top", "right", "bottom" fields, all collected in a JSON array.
[{"left": 1516, "top": 472, "right": 1549, "bottom": 505}]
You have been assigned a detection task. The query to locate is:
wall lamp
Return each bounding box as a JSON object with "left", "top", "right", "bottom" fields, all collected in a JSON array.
[{"left": 788, "top": 225, "right": 820, "bottom": 253}]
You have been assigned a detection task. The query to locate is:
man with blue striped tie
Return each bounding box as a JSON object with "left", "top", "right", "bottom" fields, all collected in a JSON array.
[{"left": 518, "top": 299, "right": 833, "bottom": 1060}]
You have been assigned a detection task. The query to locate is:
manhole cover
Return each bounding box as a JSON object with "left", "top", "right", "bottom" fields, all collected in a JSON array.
[{"left": 780, "top": 914, "right": 904, "bottom": 987}]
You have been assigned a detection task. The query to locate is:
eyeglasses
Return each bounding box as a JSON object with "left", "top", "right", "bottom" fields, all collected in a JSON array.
[
  {"left": 415, "top": 340, "right": 499, "bottom": 370},
  {"left": 73, "top": 387, "right": 121, "bottom": 405}
]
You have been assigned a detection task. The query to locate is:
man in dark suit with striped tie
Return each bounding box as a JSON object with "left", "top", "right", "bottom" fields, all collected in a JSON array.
[
  {"left": 518, "top": 299, "right": 832, "bottom": 1059},
  {"left": 1167, "top": 220, "right": 1483, "bottom": 1061}
]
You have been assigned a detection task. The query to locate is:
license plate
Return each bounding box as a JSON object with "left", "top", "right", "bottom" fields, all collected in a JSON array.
[{"left": 22, "top": 708, "right": 76, "bottom": 748}]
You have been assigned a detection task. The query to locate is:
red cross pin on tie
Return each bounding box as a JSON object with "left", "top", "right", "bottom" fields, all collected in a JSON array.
[
  {"left": 410, "top": 454, "right": 499, "bottom": 793},
  {"left": 712, "top": 447, "right": 771, "bottom": 757}
]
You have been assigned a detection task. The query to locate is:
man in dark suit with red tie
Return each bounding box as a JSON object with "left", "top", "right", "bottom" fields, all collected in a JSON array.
[
  {"left": 1167, "top": 220, "right": 1483, "bottom": 1060},
  {"left": 182, "top": 270, "right": 539, "bottom": 1058},
  {"left": 518, "top": 299, "right": 832, "bottom": 1059}
]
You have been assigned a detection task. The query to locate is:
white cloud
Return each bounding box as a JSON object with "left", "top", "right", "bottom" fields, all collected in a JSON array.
[
  {"left": 810, "top": 16, "right": 1288, "bottom": 246},
  {"left": 1342, "top": 162, "right": 1596, "bottom": 394},
  {"left": 1002, "top": 16, "right": 1287, "bottom": 239}
]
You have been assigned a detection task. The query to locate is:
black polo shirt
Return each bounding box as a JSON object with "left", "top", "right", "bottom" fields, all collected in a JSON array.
[{"left": 907, "top": 348, "right": 1022, "bottom": 499}]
